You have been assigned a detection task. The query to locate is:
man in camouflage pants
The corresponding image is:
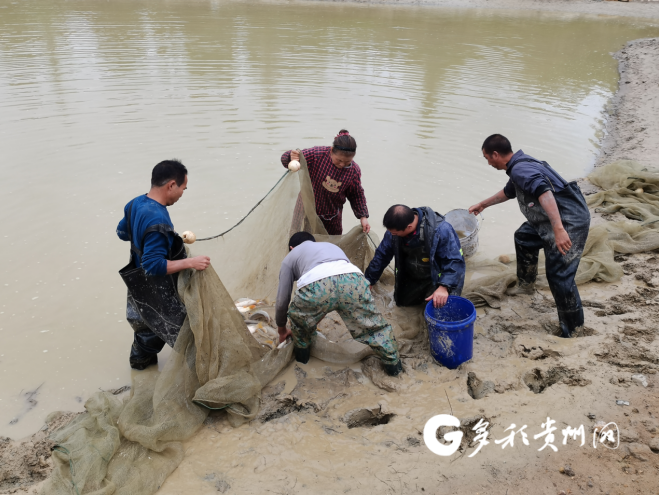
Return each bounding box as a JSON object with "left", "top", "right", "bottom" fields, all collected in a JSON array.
[{"left": 276, "top": 232, "right": 402, "bottom": 376}]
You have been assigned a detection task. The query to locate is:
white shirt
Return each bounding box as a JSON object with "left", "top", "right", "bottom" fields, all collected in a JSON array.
[{"left": 297, "top": 260, "right": 363, "bottom": 289}]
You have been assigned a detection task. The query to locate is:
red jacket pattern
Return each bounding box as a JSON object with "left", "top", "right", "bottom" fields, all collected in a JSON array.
[{"left": 281, "top": 146, "right": 369, "bottom": 235}]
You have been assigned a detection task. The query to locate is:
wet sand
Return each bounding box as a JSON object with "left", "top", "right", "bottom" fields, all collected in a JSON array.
[{"left": 2, "top": 5, "right": 659, "bottom": 497}]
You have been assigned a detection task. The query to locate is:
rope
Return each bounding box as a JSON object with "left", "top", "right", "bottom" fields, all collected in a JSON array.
[
  {"left": 197, "top": 172, "right": 288, "bottom": 242},
  {"left": 196, "top": 170, "right": 378, "bottom": 246}
]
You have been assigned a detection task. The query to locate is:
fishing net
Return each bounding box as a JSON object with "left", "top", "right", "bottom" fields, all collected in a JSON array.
[
  {"left": 42, "top": 153, "right": 421, "bottom": 495},
  {"left": 42, "top": 159, "right": 659, "bottom": 494},
  {"left": 587, "top": 160, "right": 659, "bottom": 227},
  {"left": 463, "top": 160, "right": 659, "bottom": 308}
]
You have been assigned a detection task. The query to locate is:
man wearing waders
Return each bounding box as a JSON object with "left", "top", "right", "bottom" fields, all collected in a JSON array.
[
  {"left": 276, "top": 232, "right": 402, "bottom": 376},
  {"left": 469, "top": 134, "right": 591, "bottom": 338},
  {"left": 117, "top": 160, "right": 211, "bottom": 369},
  {"left": 364, "top": 205, "right": 466, "bottom": 308}
]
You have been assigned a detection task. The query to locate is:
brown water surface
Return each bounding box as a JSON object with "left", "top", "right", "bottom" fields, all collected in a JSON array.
[{"left": 1, "top": 0, "right": 658, "bottom": 438}]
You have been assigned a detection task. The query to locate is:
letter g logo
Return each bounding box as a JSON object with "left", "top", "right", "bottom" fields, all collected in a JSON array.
[{"left": 424, "top": 414, "right": 463, "bottom": 456}]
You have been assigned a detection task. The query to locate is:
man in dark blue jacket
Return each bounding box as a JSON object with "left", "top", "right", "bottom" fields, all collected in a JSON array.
[
  {"left": 469, "top": 134, "right": 591, "bottom": 338},
  {"left": 117, "top": 160, "right": 211, "bottom": 369},
  {"left": 365, "top": 205, "right": 466, "bottom": 308}
]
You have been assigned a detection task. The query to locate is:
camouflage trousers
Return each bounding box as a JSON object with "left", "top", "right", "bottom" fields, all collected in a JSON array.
[{"left": 288, "top": 272, "right": 399, "bottom": 365}]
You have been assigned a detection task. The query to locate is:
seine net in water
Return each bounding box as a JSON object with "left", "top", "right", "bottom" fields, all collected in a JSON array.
[{"left": 42, "top": 160, "right": 659, "bottom": 494}]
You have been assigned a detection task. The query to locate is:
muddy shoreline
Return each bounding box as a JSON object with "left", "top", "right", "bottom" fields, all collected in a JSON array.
[
  {"left": 596, "top": 37, "right": 659, "bottom": 169},
  {"left": 312, "top": 0, "right": 659, "bottom": 19},
  {"left": 2, "top": 5, "right": 659, "bottom": 496}
]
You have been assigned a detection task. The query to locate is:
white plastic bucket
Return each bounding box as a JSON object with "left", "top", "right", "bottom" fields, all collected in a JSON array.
[{"left": 444, "top": 209, "right": 482, "bottom": 257}]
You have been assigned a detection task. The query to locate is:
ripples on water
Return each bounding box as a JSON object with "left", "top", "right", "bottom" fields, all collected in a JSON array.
[{"left": 1, "top": 0, "right": 658, "bottom": 438}]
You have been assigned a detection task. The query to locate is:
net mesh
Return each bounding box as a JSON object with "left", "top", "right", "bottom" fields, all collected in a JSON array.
[{"left": 41, "top": 160, "right": 659, "bottom": 494}]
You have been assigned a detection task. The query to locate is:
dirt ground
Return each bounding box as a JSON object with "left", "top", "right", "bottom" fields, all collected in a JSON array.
[
  {"left": 2, "top": 5, "right": 659, "bottom": 497},
  {"left": 0, "top": 412, "right": 79, "bottom": 495},
  {"left": 151, "top": 258, "right": 659, "bottom": 494}
]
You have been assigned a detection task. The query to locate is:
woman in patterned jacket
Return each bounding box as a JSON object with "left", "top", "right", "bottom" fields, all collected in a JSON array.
[{"left": 281, "top": 130, "right": 371, "bottom": 235}]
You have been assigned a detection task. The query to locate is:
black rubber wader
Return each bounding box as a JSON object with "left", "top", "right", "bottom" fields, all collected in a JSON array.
[
  {"left": 397, "top": 241, "right": 435, "bottom": 307},
  {"left": 393, "top": 208, "right": 456, "bottom": 307},
  {"left": 509, "top": 159, "right": 591, "bottom": 338},
  {"left": 119, "top": 200, "right": 187, "bottom": 368}
]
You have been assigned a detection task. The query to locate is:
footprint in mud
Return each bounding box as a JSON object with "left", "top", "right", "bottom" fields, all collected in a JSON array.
[
  {"left": 517, "top": 342, "right": 562, "bottom": 360},
  {"left": 523, "top": 366, "right": 591, "bottom": 394},
  {"left": 361, "top": 356, "right": 400, "bottom": 392},
  {"left": 467, "top": 372, "right": 495, "bottom": 400},
  {"left": 343, "top": 405, "right": 395, "bottom": 429},
  {"left": 594, "top": 340, "right": 659, "bottom": 373},
  {"left": 623, "top": 256, "right": 659, "bottom": 287},
  {"left": 594, "top": 289, "right": 659, "bottom": 317},
  {"left": 621, "top": 324, "right": 657, "bottom": 343},
  {"left": 538, "top": 316, "right": 597, "bottom": 338},
  {"left": 257, "top": 367, "right": 364, "bottom": 423}
]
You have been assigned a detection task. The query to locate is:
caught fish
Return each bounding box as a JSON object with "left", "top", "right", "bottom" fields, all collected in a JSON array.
[
  {"left": 247, "top": 322, "right": 279, "bottom": 349},
  {"left": 249, "top": 310, "right": 271, "bottom": 324},
  {"left": 234, "top": 298, "right": 264, "bottom": 313}
]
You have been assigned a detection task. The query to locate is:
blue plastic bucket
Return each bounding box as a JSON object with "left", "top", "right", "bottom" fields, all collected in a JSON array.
[{"left": 424, "top": 296, "right": 476, "bottom": 369}]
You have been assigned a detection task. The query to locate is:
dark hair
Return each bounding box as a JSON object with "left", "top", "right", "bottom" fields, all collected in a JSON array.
[
  {"left": 482, "top": 134, "right": 513, "bottom": 156},
  {"left": 383, "top": 204, "right": 415, "bottom": 231},
  {"left": 151, "top": 159, "right": 188, "bottom": 187},
  {"left": 289, "top": 232, "right": 316, "bottom": 249},
  {"left": 332, "top": 129, "right": 357, "bottom": 155}
]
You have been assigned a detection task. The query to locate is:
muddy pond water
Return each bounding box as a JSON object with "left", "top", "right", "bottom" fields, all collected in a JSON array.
[{"left": 1, "top": 0, "right": 658, "bottom": 439}]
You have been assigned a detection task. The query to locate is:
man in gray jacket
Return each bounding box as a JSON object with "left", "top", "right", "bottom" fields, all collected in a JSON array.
[{"left": 276, "top": 232, "right": 402, "bottom": 376}]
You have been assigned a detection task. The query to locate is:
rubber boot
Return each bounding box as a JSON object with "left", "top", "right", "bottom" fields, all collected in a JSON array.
[
  {"left": 558, "top": 307, "right": 584, "bottom": 339},
  {"left": 129, "top": 328, "right": 165, "bottom": 370},
  {"left": 506, "top": 282, "right": 535, "bottom": 296},
  {"left": 294, "top": 347, "right": 311, "bottom": 364},
  {"left": 129, "top": 345, "right": 158, "bottom": 370},
  {"left": 383, "top": 360, "right": 403, "bottom": 377},
  {"left": 559, "top": 321, "right": 572, "bottom": 339}
]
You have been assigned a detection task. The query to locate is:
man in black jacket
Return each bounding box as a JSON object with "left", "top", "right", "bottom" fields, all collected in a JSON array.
[{"left": 365, "top": 205, "right": 466, "bottom": 308}]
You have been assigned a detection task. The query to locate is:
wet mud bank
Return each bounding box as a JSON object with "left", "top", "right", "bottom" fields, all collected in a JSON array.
[
  {"left": 596, "top": 37, "right": 659, "bottom": 169},
  {"left": 3, "top": 10, "right": 659, "bottom": 497},
  {"left": 323, "top": 0, "right": 659, "bottom": 20},
  {"left": 0, "top": 413, "right": 78, "bottom": 495}
]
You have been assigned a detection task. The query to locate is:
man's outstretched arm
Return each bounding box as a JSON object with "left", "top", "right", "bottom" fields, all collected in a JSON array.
[{"left": 468, "top": 189, "right": 511, "bottom": 216}]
